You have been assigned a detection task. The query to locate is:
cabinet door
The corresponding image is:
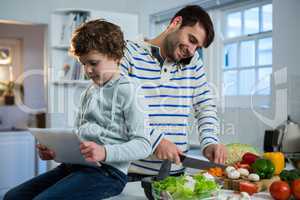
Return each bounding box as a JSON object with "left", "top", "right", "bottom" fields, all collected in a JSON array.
[
  {"left": 90, "top": 11, "right": 139, "bottom": 40},
  {"left": 0, "top": 132, "right": 35, "bottom": 198}
]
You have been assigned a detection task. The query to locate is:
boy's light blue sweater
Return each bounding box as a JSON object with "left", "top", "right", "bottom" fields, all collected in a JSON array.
[{"left": 74, "top": 75, "right": 151, "bottom": 174}]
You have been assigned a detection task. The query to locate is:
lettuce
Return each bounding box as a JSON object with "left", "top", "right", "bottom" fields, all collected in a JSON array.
[{"left": 152, "top": 174, "right": 219, "bottom": 200}]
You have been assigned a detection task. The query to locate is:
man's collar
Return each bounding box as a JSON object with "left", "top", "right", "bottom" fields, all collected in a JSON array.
[
  {"left": 150, "top": 46, "right": 164, "bottom": 67},
  {"left": 148, "top": 43, "right": 185, "bottom": 70},
  {"left": 139, "top": 40, "right": 196, "bottom": 69}
]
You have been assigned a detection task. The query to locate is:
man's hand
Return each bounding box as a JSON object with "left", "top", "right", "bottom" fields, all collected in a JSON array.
[
  {"left": 37, "top": 144, "right": 55, "bottom": 160},
  {"left": 80, "top": 141, "right": 106, "bottom": 163},
  {"left": 154, "top": 138, "right": 183, "bottom": 165},
  {"left": 203, "top": 143, "right": 227, "bottom": 164}
]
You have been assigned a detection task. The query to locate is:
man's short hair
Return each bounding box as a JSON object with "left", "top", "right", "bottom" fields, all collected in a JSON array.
[
  {"left": 70, "top": 19, "right": 125, "bottom": 61},
  {"left": 170, "top": 5, "right": 214, "bottom": 48}
]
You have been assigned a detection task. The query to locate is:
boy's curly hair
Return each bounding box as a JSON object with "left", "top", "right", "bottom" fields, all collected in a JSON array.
[{"left": 70, "top": 19, "right": 125, "bottom": 61}]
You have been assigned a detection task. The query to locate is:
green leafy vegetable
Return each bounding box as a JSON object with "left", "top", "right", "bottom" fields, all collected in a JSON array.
[
  {"left": 152, "top": 174, "right": 219, "bottom": 200},
  {"left": 280, "top": 169, "right": 300, "bottom": 184}
]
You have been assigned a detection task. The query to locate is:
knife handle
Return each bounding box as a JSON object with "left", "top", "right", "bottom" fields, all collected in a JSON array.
[{"left": 157, "top": 160, "right": 172, "bottom": 181}]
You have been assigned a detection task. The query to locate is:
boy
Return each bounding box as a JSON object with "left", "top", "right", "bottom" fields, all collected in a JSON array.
[{"left": 4, "top": 19, "right": 151, "bottom": 200}]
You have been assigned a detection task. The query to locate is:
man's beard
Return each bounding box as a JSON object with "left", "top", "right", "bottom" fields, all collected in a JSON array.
[
  {"left": 164, "top": 34, "right": 193, "bottom": 64},
  {"left": 164, "top": 34, "right": 178, "bottom": 62}
]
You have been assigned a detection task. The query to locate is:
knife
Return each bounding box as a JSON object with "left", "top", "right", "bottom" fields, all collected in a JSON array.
[{"left": 179, "top": 154, "right": 226, "bottom": 170}]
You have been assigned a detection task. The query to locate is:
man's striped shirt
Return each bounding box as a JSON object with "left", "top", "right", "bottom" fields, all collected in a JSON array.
[{"left": 120, "top": 40, "right": 220, "bottom": 175}]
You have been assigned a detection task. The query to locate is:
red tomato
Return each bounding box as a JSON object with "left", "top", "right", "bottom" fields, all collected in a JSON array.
[
  {"left": 234, "top": 162, "right": 250, "bottom": 171},
  {"left": 239, "top": 181, "right": 258, "bottom": 195},
  {"left": 270, "top": 181, "right": 291, "bottom": 200},
  {"left": 292, "top": 179, "right": 300, "bottom": 199}
]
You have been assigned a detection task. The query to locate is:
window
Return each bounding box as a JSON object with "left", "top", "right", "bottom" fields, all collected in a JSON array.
[{"left": 223, "top": 3, "right": 272, "bottom": 97}]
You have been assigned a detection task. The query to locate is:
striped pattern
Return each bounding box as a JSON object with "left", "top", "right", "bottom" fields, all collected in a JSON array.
[{"left": 120, "top": 40, "right": 219, "bottom": 175}]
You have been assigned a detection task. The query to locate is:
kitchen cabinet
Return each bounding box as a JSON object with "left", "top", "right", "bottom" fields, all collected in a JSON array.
[{"left": 0, "top": 131, "right": 35, "bottom": 199}]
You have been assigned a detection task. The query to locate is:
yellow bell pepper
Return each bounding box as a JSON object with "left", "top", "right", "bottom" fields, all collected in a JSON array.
[{"left": 263, "top": 152, "right": 285, "bottom": 175}]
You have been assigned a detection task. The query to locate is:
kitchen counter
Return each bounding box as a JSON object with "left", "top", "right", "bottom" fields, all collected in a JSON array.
[
  {"left": 107, "top": 149, "right": 205, "bottom": 200},
  {"left": 107, "top": 148, "right": 293, "bottom": 200},
  {"left": 107, "top": 182, "right": 273, "bottom": 200}
]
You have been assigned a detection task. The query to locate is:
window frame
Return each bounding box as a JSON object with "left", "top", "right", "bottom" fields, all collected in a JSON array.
[{"left": 220, "top": 0, "right": 273, "bottom": 107}]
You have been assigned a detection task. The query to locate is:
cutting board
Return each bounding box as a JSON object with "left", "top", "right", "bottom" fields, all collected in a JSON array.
[{"left": 222, "top": 176, "right": 280, "bottom": 192}]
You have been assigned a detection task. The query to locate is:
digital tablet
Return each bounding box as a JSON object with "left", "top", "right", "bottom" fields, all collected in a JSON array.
[{"left": 29, "top": 128, "right": 99, "bottom": 167}]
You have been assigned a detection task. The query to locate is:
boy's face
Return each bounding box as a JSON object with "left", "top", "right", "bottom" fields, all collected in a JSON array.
[
  {"left": 164, "top": 22, "right": 206, "bottom": 62},
  {"left": 78, "top": 50, "right": 119, "bottom": 85}
]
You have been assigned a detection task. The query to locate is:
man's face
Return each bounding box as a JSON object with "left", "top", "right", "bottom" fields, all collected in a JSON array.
[
  {"left": 78, "top": 50, "right": 118, "bottom": 85},
  {"left": 164, "top": 22, "right": 206, "bottom": 62}
]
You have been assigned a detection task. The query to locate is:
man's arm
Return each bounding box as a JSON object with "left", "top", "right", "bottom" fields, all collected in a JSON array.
[{"left": 192, "top": 57, "right": 227, "bottom": 163}]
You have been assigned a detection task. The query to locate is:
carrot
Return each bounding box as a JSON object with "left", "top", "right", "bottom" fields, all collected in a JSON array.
[{"left": 208, "top": 167, "right": 224, "bottom": 177}]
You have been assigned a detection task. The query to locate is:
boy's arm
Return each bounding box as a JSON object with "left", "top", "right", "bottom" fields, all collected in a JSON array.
[
  {"left": 104, "top": 81, "right": 152, "bottom": 162},
  {"left": 77, "top": 81, "right": 152, "bottom": 163}
]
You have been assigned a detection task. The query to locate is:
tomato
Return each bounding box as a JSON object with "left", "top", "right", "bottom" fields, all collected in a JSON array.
[
  {"left": 270, "top": 181, "right": 291, "bottom": 200},
  {"left": 292, "top": 179, "right": 300, "bottom": 199},
  {"left": 233, "top": 162, "right": 250, "bottom": 171},
  {"left": 239, "top": 181, "right": 258, "bottom": 195}
]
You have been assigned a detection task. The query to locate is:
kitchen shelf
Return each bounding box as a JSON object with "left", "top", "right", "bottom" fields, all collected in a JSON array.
[{"left": 52, "top": 45, "right": 70, "bottom": 50}]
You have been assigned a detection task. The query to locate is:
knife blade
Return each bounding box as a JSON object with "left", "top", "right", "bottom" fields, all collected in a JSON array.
[{"left": 179, "top": 154, "right": 226, "bottom": 170}]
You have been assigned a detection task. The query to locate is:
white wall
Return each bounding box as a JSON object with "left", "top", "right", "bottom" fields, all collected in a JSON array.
[
  {"left": 0, "top": 0, "right": 142, "bottom": 29},
  {"left": 273, "top": 0, "right": 300, "bottom": 124}
]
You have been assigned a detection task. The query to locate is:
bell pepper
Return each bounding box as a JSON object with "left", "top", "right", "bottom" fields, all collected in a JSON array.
[
  {"left": 251, "top": 158, "right": 275, "bottom": 179},
  {"left": 241, "top": 152, "right": 260, "bottom": 165},
  {"left": 263, "top": 152, "right": 285, "bottom": 175}
]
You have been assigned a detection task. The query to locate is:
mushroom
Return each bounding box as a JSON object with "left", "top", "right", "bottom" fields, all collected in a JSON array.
[
  {"left": 248, "top": 173, "right": 260, "bottom": 182},
  {"left": 237, "top": 168, "right": 249, "bottom": 177},
  {"left": 227, "top": 170, "right": 241, "bottom": 179}
]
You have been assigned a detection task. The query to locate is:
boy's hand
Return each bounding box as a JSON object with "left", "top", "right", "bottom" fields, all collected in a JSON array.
[
  {"left": 80, "top": 141, "right": 106, "bottom": 163},
  {"left": 37, "top": 144, "right": 55, "bottom": 160}
]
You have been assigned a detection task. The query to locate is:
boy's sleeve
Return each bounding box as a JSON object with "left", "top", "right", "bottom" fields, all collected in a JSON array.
[
  {"left": 104, "top": 81, "right": 152, "bottom": 162},
  {"left": 192, "top": 58, "right": 220, "bottom": 154}
]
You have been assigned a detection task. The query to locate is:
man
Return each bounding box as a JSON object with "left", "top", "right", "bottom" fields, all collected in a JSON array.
[{"left": 120, "top": 5, "right": 227, "bottom": 179}]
